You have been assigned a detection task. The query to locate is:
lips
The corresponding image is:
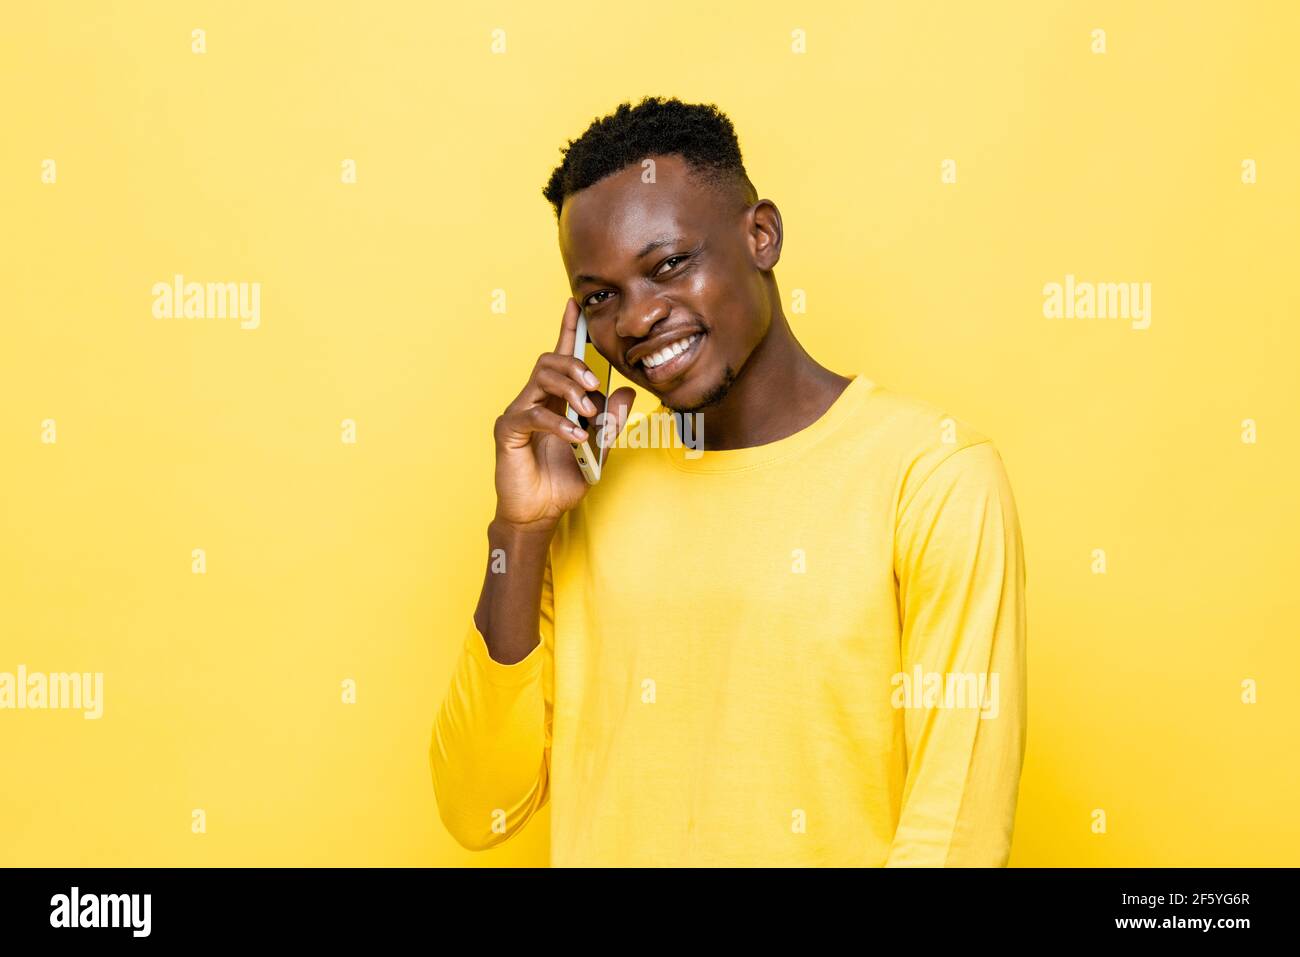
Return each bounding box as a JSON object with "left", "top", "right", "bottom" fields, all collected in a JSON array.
[{"left": 638, "top": 331, "right": 705, "bottom": 384}]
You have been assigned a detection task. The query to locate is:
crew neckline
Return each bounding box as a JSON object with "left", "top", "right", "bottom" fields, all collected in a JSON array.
[{"left": 654, "top": 372, "right": 875, "bottom": 474}]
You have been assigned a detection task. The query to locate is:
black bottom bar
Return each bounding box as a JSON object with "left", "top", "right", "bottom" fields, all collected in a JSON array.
[{"left": 0, "top": 867, "right": 1283, "bottom": 942}]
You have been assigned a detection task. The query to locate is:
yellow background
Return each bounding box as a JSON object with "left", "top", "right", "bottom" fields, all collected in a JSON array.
[{"left": 2, "top": 1, "right": 1296, "bottom": 866}]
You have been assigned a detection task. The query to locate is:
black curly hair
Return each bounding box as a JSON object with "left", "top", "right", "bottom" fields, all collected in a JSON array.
[{"left": 542, "top": 96, "right": 758, "bottom": 220}]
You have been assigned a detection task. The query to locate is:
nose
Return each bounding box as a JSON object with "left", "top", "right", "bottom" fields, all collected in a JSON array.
[{"left": 615, "top": 297, "right": 671, "bottom": 344}]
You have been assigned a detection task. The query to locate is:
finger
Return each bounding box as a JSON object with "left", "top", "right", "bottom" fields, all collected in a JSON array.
[
  {"left": 539, "top": 351, "right": 603, "bottom": 393},
  {"left": 508, "top": 350, "right": 600, "bottom": 419},
  {"left": 554, "top": 297, "right": 581, "bottom": 356},
  {"left": 536, "top": 367, "right": 599, "bottom": 418},
  {"left": 496, "top": 404, "right": 587, "bottom": 452}
]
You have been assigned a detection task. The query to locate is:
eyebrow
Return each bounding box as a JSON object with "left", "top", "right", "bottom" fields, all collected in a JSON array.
[{"left": 573, "top": 235, "right": 686, "bottom": 287}]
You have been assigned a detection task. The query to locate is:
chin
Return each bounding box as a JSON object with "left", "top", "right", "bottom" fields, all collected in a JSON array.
[{"left": 661, "top": 362, "right": 737, "bottom": 415}]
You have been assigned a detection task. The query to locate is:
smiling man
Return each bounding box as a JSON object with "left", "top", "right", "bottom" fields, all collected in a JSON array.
[{"left": 429, "top": 96, "right": 1028, "bottom": 866}]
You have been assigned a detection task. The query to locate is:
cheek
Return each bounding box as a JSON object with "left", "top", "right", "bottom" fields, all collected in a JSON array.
[
  {"left": 714, "top": 304, "right": 763, "bottom": 359},
  {"left": 685, "top": 268, "right": 712, "bottom": 298},
  {"left": 692, "top": 264, "right": 758, "bottom": 338}
]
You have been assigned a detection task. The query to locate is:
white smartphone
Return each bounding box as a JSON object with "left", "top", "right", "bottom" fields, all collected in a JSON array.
[{"left": 566, "top": 310, "right": 614, "bottom": 485}]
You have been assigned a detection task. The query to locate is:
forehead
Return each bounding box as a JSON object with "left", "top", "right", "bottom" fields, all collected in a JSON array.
[{"left": 559, "top": 155, "right": 721, "bottom": 276}]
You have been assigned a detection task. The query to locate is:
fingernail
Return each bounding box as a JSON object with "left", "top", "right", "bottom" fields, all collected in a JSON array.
[
  {"left": 582, "top": 397, "right": 597, "bottom": 415},
  {"left": 583, "top": 371, "right": 599, "bottom": 388}
]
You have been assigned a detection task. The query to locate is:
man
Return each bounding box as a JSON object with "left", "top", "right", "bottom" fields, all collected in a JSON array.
[{"left": 429, "top": 96, "right": 1027, "bottom": 866}]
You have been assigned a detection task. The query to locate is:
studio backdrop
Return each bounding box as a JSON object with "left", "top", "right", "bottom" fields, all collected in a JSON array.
[{"left": 1, "top": 0, "right": 1296, "bottom": 866}]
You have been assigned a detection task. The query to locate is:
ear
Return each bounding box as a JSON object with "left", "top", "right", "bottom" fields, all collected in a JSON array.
[{"left": 748, "top": 200, "right": 783, "bottom": 270}]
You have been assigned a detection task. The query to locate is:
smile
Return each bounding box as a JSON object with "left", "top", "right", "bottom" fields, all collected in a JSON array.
[{"left": 640, "top": 332, "right": 703, "bottom": 383}]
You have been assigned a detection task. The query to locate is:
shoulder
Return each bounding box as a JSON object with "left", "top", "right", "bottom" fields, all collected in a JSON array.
[{"left": 853, "top": 381, "right": 1010, "bottom": 520}]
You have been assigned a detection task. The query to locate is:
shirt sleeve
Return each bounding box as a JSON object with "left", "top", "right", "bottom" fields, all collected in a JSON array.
[
  {"left": 887, "top": 440, "right": 1028, "bottom": 867},
  {"left": 428, "top": 556, "right": 556, "bottom": 850}
]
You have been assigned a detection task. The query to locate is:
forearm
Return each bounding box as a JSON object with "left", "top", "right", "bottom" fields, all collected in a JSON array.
[
  {"left": 432, "top": 518, "right": 556, "bottom": 849},
  {"left": 473, "top": 518, "right": 555, "bottom": 664},
  {"left": 890, "top": 440, "right": 1028, "bottom": 866}
]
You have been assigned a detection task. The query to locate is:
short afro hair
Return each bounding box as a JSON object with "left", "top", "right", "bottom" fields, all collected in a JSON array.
[{"left": 542, "top": 95, "right": 758, "bottom": 220}]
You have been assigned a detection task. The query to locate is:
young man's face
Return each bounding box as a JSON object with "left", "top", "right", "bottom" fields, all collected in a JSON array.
[{"left": 558, "top": 153, "right": 774, "bottom": 413}]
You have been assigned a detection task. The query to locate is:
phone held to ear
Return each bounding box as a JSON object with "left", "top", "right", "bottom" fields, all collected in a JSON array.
[{"left": 565, "top": 310, "right": 614, "bottom": 485}]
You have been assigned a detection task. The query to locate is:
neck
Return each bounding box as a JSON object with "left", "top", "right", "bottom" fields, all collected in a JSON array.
[{"left": 687, "top": 309, "right": 851, "bottom": 451}]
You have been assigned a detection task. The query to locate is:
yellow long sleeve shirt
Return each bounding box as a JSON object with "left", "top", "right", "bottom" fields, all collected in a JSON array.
[{"left": 430, "top": 372, "right": 1027, "bottom": 866}]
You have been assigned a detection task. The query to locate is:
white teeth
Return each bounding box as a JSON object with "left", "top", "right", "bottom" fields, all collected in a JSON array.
[{"left": 642, "top": 333, "right": 699, "bottom": 369}]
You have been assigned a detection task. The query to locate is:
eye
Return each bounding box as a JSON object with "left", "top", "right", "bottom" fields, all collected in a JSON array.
[
  {"left": 583, "top": 290, "right": 614, "bottom": 308},
  {"left": 656, "top": 255, "right": 688, "bottom": 276}
]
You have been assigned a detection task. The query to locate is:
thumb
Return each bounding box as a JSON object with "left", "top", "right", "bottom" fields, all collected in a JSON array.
[{"left": 597, "top": 386, "right": 637, "bottom": 451}]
